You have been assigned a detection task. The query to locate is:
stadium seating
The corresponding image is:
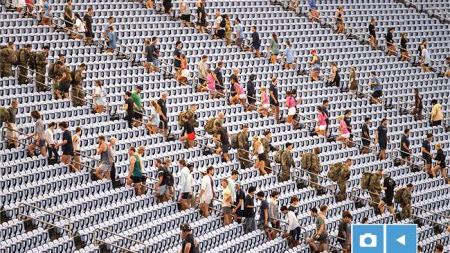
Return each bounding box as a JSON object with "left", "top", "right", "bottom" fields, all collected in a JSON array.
[{"left": 0, "top": 0, "right": 449, "bottom": 252}]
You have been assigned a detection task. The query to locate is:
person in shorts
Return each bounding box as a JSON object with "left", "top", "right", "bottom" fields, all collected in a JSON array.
[
  {"left": 221, "top": 179, "right": 232, "bottom": 225},
  {"left": 375, "top": 118, "right": 388, "bottom": 160},
  {"left": 307, "top": 206, "right": 329, "bottom": 252},
  {"left": 127, "top": 147, "right": 145, "bottom": 195},
  {"left": 27, "top": 110, "right": 46, "bottom": 157},
  {"left": 422, "top": 133, "right": 433, "bottom": 175}
]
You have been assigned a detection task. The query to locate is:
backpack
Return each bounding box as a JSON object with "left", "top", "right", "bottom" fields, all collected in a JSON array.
[
  {"left": 301, "top": 153, "right": 312, "bottom": 171},
  {"left": 28, "top": 52, "right": 37, "bottom": 70},
  {"left": 274, "top": 149, "right": 285, "bottom": 164},
  {"left": 230, "top": 133, "right": 240, "bottom": 149},
  {"left": 327, "top": 163, "right": 343, "bottom": 182},
  {"left": 204, "top": 117, "right": 217, "bottom": 134},
  {"left": 394, "top": 188, "right": 406, "bottom": 203},
  {"left": 0, "top": 107, "right": 11, "bottom": 125},
  {"left": 163, "top": 169, "right": 174, "bottom": 187},
  {"left": 360, "top": 172, "right": 372, "bottom": 190}
]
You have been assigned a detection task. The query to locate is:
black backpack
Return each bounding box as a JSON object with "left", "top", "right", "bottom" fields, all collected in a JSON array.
[{"left": 220, "top": 15, "right": 226, "bottom": 28}]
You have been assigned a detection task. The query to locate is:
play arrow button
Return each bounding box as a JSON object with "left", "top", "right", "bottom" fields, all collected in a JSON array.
[{"left": 396, "top": 235, "right": 406, "bottom": 246}]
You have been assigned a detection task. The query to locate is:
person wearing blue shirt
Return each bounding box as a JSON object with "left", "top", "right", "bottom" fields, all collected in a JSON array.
[
  {"left": 106, "top": 26, "right": 118, "bottom": 52},
  {"left": 234, "top": 18, "right": 244, "bottom": 50},
  {"left": 284, "top": 41, "right": 294, "bottom": 69}
]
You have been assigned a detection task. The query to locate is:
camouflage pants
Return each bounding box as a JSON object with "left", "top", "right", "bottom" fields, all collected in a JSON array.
[
  {"left": 400, "top": 204, "right": 411, "bottom": 219},
  {"left": 278, "top": 167, "right": 290, "bottom": 182},
  {"left": 35, "top": 67, "right": 46, "bottom": 91},
  {"left": 72, "top": 86, "right": 85, "bottom": 106},
  {"left": 0, "top": 65, "right": 13, "bottom": 78},
  {"left": 369, "top": 191, "right": 381, "bottom": 207},
  {"left": 18, "top": 65, "right": 28, "bottom": 84},
  {"left": 308, "top": 171, "right": 320, "bottom": 189},
  {"left": 336, "top": 181, "right": 347, "bottom": 201}
]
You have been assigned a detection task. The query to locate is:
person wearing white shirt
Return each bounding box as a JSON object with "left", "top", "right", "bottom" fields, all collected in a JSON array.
[
  {"left": 421, "top": 47, "right": 432, "bottom": 72},
  {"left": 178, "top": 160, "right": 193, "bottom": 210},
  {"left": 227, "top": 170, "right": 239, "bottom": 203},
  {"left": 197, "top": 166, "right": 215, "bottom": 217},
  {"left": 281, "top": 205, "right": 301, "bottom": 246},
  {"left": 44, "top": 122, "right": 59, "bottom": 164}
]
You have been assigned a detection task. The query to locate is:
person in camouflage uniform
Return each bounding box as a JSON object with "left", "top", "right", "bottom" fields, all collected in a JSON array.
[
  {"left": 0, "top": 42, "right": 17, "bottom": 78},
  {"left": 48, "top": 54, "right": 66, "bottom": 80},
  {"left": 336, "top": 159, "right": 352, "bottom": 202},
  {"left": 398, "top": 183, "right": 413, "bottom": 220},
  {"left": 237, "top": 124, "right": 251, "bottom": 169},
  {"left": 279, "top": 142, "right": 295, "bottom": 182},
  {"left": 71, "top": 63, "right": 86, "bottom": 106},
  {"left": 51, "top": 61, "right": 65, "bottom": 99},
  {"left": 368, "top": 169, "right": 383, "bottom": 212},
  {"left": 301, "top": 147, "right": 322, "bottom": 190},
  {"left": 58, "top": 65, "right": 72, "bottom": 99},
  {"left": 261, "top": 130, "right": 273, "bottom": 169},
  {"left": 34, "top": 45, "right": 50, "bottom": 92},
  {"left": 17, "top": 44, "right": 33, "bottom": 84}
]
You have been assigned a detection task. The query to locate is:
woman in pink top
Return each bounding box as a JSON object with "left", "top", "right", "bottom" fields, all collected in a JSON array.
[
  {"left": 258, "top": 87, "right": 270, "bottom": 117},
  {"left": 337, "top": 115, "right": 350, "bottom": 147},
  {"left": 206, "top": 70, "right": 217, "bottom": 98},
  {"left": 230, "top": 76, "right": 246, "bottom": 105},
  {"left": 315, "top": 106, "right": 328, "bottom": 136},
  {"left": 285, "top": 90, "right": 297, "bottom": 125}
]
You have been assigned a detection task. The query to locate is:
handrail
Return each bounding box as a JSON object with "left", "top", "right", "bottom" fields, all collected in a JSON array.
[
  {"left": 292, "top": 168, "right": 339, "bottom": 190},
  {"left": 17, "top": 202, "right": 73, "bottom": 238},
  {"left": 17, "top": 65, "right": 94, "bottom": 106},
  {"left": 93, "top": 227, "right": 149, "bottom": 253}
]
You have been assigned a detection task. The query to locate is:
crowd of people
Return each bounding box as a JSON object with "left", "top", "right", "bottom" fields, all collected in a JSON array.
[{"left": 1, "top": 0, "right": 449, "bottom": 252}]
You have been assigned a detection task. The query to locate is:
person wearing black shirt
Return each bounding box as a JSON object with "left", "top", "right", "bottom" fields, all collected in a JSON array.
[
  {"left": 337, "top": 211, "right": 352, "bottom": 251},
  {"left": 123, "top": 91, "right": 134, "bottom": 128},
  {"left": 163, "top": 0, "right": 172, "bottom": 14},
  {"left": 216, "top": 121, "right": 230, "bottom": 162},
  {"left": 400, "top": 33, "right": 409, "bottom": 61},
  {"left": 382, "top": 174, "right": 396, "bottom": 214},
  {"left": 246, "top": 74, "right": 257, "bottom": 111},
  {"left": 243, "top": 186, "right": 256, "bottom": 233},
  {"left": 196, "top": 0, "right": 207, "bottom": 33},
  {"left": 181, "top": 111, "right": 196, "bottom": 148},
  {"left": 251, "top": 26, "right": 261, "bottom": 57},
  {"left": 228, "top": 68, "right": 239, "bottom": 98},
  {"left": 83, "top": 7, "right": 94, "bottom": 45},
  {"left": 180, "top": 223, "right": 199, "bottom": 253},
  {"left": 174, "top": 40, "right": 183, "bottom": 77},
  {"left": 368, "top": 18, "right": 377, "bottom": 49},
  {"left": 432, "top": 143, "right": 448, "bottom": 182},
  {"left": 385, "top": 27, "right": 397, "bottom": 56},
  {"left": 214, "top": 61, "right": 225, "bottom": 97},
  {"left": 400, "top": 128, "right": 411, "bottom": 164},
  {"left": 375, "top": 118, "right": 388, "bottom": 160},
  {"left": 413, "top": 88, "right": 423, "bottom": 121},
  {"left": 361, "top": 117, "right": 371, "bottom": 154},
  {"left": 269, "top": 76, "right": 280, "bottom": 122},
  {"left": 422, "top": 133, "right": 433, "bottom": 175},
  {"left": 57, "top": 121, "right": 74, "bottom": 167},
  {"left": 158, "top": 92, "right": 169, "bottom": 137}
]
